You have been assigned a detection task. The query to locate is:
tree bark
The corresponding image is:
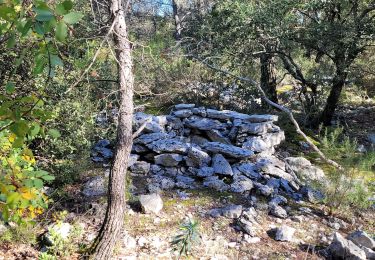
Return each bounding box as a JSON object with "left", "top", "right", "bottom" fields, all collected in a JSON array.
[
  {"left": 172, "top": 0, "right": 182, "bottom": 40},
  {"left": 90, "top": 0, "right": 134, "bottom": 258},
  {"left": 318, "top": 68, "right": 347, "bottom": 126},
  {"left": 260, "top": 52, "right": 278, "bottom": 104}
]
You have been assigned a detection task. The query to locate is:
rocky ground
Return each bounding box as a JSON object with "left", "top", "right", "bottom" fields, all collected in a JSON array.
[{"left": 1, "top": 104, "right": 374, "bottom": 260}]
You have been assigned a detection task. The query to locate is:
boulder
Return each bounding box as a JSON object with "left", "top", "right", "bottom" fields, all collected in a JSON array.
[
  {"left": 82, "top": 176, "right": 106, "bottom": 197},
  {"left": 185, "top": 147, "right": 211, "bottom": 167},
  {"left": 196, "top": 166, "right": 214, "bottom": 177},
  {"left": 146, "top": 138, "right": 189, "bottom": 154},
  {"left": 173, "top": 109, "right": 193, "bottom": 118},
  {"left": 154, "top": 153, "right": 183, "bottom": 167},
  {"left": 203, "top": 142, "right": 254, "bottom": 159},
  {"left": 327, "top": 232, "right": 366, "bottom": 260},
  {"left": 45, "top": 222, "right": 71, "bottom": 246},
  {"left": 230, "top": 176, "right": 253, "bottom": 193},
  {"left": 185, "top": 117, "right": 227, "bottom": 131},
  {"left": 212, "top": 154, "right": 233, "bottom": 176},
  {"left": 347, "top": 230, "right": 375, "bottom": 250},
  {"left": 139, "top": 193, "right": 163, "bottom": 214},
  {"left": 221, "top": 205, "right": 243, "bottom": 219},
  {"left": 130, "top": 161, "right": 150, "bottom": 174},
  {"left": 275, "top": 225, "right": 296, "bottom": 242},
  {"left": 206, "top": 129, "right": 231, "bottom": 144}
]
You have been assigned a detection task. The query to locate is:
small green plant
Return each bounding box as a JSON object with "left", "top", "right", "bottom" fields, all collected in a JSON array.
[
  {"left": 39, "top": 252, "right": 57, "bottom": 260},
  {"left": 317, "top": 126, "right": 375, "bottom": 214},
  {"left": 171, "top": 219, "right": 201, "bottom": 258}
]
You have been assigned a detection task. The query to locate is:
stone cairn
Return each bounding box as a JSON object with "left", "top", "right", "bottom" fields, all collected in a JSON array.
[{"left": 90, "top": 104, "right": 325, "bottom": 208}]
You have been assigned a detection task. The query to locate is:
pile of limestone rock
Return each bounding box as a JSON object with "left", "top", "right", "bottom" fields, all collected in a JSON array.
[{"left": 90, "top": 104, "right": 325, "bottom": 210}]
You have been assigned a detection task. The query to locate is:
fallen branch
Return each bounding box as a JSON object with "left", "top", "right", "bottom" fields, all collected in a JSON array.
[
  {"left": 132, "top": 118, "right": 152, "bottom": 139},
  {"left": 194, "top": 57, "right": 343, "bottom": 170}
]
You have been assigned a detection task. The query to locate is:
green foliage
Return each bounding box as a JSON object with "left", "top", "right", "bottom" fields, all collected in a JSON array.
[
  {"left": 0, "top": 0, "right": 83, "bottom": 224},
  {"left": 171, "top": 219, "right": 201, "bottom": 257},
  {"left": 318, "top": 127, "right": 374, "bottom": 213}
]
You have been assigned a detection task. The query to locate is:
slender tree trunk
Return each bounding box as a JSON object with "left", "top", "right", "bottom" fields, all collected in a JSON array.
[
  {"left": 318, "top": 67, "right": 347, "bottom": 126},
  {"left": 90, "top": 0, "right": 134, "bottom": 258},
  {"left": 172, "top": 0, "right": 182, "bottom": 40},
  {"left": 260, "top": 52, "right": 278, "bottom": 104}
]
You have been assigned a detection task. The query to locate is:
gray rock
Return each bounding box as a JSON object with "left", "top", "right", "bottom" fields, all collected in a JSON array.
[
  {"left": 173, "top": 109, "right": 193, "bottom": 118},
  {"left": 238, "top": 217, "right": 258, "bottom": 237},
  {"left": 132, "top": 144, "right": 149, "bottom": 153},
  {"left": 190, "top": 135, "right": 209, "bottom": 146},
  {"left": 0, "top": 222, "right": 7, "bottom": 235},
  {"left": 159, "top": 177, "right": 176, "bottom": 190},
  {"left": 285, "top": 157, "right": 312, "bottom": 171},
  {"left": 260, "top": 164, "right": 294, "bottom": 182},
  {"left": 347, "top": 230, "right": 375, "bottom": 250},
  {"left": 139, "top": 193, "right": 163, "bottom": 214},
  {"left": 257, "top": 156, "right": 286, "bottom": 170},
  {"left": 245, "top": 114, "right": 278, "bottom": 123},
  {"left": 82, "top": 176, "right": 106, "bottom": 197},
  {"left": 263, "top": 131, "right": 285, "bottom": 147},
  {"left": 254, "top": 182, "right": 273, "bottom": 197},
  {"left": 45, "top": 222, "right": 71, "bottom": 246},
  {"left": 230, "top": 176, "right": 253, "bottom": 193},
  {"left": 233, "top": 162, "right": 261, "bottom": 179},
  {"left": 130, "top": 161, "right": 151, "bottom": 174},
  {"left": 203, "top": 142, "right": 254, "bottom": 159},
  {"left": 185, "top": 117, "right": 227, "bottom": 131},
  {"left": 129, "top": 154, "right": 140, "bottom": 167},
  {"left": 238, "top": 122, "right": 271, "bottom": 135},
  {"left": 242, "top": 137, "right": 269, "bottom": 153},
  {"left": 208, "top": 208, "right": 222, "bottom": 218},
  {"left": 197, "top": 167, "right": 214, "bottom": 177},
  {"left": 221, "top": 205, "right": 243, "bottom": 218},
  {"left": 146, "top": 138, "right": 189, "bottom": 154},
  {"left": 212, "top": 154, "right": 233, "bottom": 176},
  {"left": 186, "top": 147, "right": 211, "bottom": 167},
  {"left": 362, "top": 247, "right": 375, "bottom": 259},
  {"left": 285, "top": 157, "right": 325, "bottom": 183},
  {"left": 191, "top": 107, "right": 207, "bottom": 117},
  {"left": 154, "top": 154, "right": 183, "bottom": 167},
  {"left": 175, "top": 104, "right": 195, "bottom": 110},
  {"left": 301, "top": 186, "right": 325, "bottom": 203},
  {"left": 367, "top": 133, "right": 375, "bottom": 145},
  {"left": 269, "top": 204, "right": 288, "bottom": 219},
  {"left": 328, "top": 232, "right": 366, "bottom": 260},
  {"left": 203, "top": 177, "right": 229, "bottom": 191},
  {"left": 134, "top": 132, "right": 171, "bottom": 145},
  {"left": 206, "top": 129, "right": 231, "bottom": 144},
  {"left": 175, "top": 175, "right": 196, "bottom": 189},
  {"left": 270, "top": 195, "right": 288, "bottom": 205},
  {"left": 275, "top": 225, "right": 295, "bottom": 242}
]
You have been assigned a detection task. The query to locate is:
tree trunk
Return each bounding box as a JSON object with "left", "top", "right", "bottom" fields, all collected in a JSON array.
[
  {"left": 318, "top": 64, "right": 348, "bottom": 126},
  {"left": 318, "top": 68, "right": 347, "bottom": 126},
  {"left": 260, "top": 52, "right": 278, "bottom": 104},
  {"left": 90, "top": 0, "right": 134, "bottom": 258},
  {"left": 172, "top": 0, "right": 182, "bottom": 40}
]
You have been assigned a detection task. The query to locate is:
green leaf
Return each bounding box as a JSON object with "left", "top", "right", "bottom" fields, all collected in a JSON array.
[
  {"left": 29, "top": 123, "right": 40, "bottom": 137},
  {"left": 63, "top": 12, "right": 83, "bottom": 24},
  {"left": 34, "top": 22, "right": 45, "bottom": 35},
  {"left": 10, "top": 121, "right": 29, "bottom": 137},
  {"left": 50, "top": 54, "right": 63, "bottom": 67},
  {"left": 20, "top": 20, "right": 33, "bottom": 36},
  {"left": 6, "top": 82, "right": 15, "bottom": 94},
  {"left": 55, "top": 3, "right": 67, "bottom": 15},
  {"left": 41, "top": 175, "right": 55, "bottom": 181},
  {"left": 12, "top": 137, "right": 24, "bottom": 148},
  {"left": 6, "top": 192, "right": 20, "bottom": 205},
  {"left": 55, "top": 21, "right": 67, "bottom": 41},
  {"left": 33, "top": 179, "right": 43, "bottom": 189},
  {"left": 7, "top": 33, "right": 16, "bottom": 48},
  {"left": 47, "top": 128, "right": 61, "bottom": 138},
  {"left": 34, "top": 7, "right": 54, "bottom": 22},
  {"left": 62, "top": 0, "right": 73, "bottom": 11}
]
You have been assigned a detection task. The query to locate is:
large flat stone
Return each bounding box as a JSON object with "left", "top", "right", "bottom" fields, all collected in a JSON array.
[
  {"left": 146, "top": 138, "right": 189, "bottom": 154},
  {"left": 185, "top": 117, "right": 227, "bottom": 131},
  {"left": 203, "top": 142, "right": 254, "bottom": 159},
  {"left": 154, "top": 154, "right": 183, "bottom": 167}
]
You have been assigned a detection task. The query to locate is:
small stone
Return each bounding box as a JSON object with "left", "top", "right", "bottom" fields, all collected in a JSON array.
[
  {"left": 221, "top": 205, "right": 243, "bottom": 219},
  {"left": 275, "top": 225, "right": 296, "bottom": 242},
  {"left": 186, "top": 147, "right": 211, "bottom": 167},
  {"left": 269, "top": 204, "right": 288, "bottom": 219},
  {"left": 123, "top": 234, "right": 137, "bottom": 249},
  {"left": 245, "top": 237, "right": 261, "bottom": 243},
  {"left": 137, "top": 236, "right": 148, "bottom": 247},
  {"left": 139, "top": 193, "right": 163, "bottom": 214},
  {"left": 212, "top": 154, "right": 233, "bottom": 176}
]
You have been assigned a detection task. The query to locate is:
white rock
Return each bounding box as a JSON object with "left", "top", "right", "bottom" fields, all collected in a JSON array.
[
  {"left": 275, "top": 225, "right": 296, "bottom": 242},
  {"left": 139, "top": 193, "right": 163, "bottom": 214}
]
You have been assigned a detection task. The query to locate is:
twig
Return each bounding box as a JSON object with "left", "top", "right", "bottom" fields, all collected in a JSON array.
[
  {"left": 193, "top": 56, "right": 343, "bottom": 170},
  {"left": 132, "top": 118, "right": 152, "bottom": 138}
]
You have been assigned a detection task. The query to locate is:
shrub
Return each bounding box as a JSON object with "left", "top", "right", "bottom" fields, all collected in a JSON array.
[{"left": 171, "top": 219, "right": 201, "bottom": 257}]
